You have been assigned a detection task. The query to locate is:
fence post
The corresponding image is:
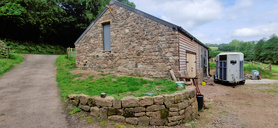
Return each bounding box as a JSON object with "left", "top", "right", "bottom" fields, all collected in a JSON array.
[
  {"left": 269, "top": 63, "right": 272, "bottom": 72},
  {"left": 67, "top": 47, "right": 70, "bottom": 59},
  {"left": 6, "top": 47, "right": 10, "bottom": 58}
]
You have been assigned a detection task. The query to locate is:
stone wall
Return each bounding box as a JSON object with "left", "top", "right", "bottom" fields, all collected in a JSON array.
[
  {"left": 67, "top": 86, "right": 198, "bottom": 126},
  {"left": 75, "top": 4, "right": 179, "bottom": 78},
  {"left": 0, "top": 40, "right": 8, "bottom": 58}
]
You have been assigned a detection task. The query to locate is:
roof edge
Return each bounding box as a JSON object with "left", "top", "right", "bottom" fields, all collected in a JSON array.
[
  {"left": 74, "top": 8, "right": 108, "bottom": 45},
  {"left": 74, "top": 0, "right": 208, "bottom": 49}
]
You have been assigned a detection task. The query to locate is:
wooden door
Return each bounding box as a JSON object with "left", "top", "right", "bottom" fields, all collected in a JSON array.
[{"left": 187, "top": 53, "right": 196, "bottom": 77}]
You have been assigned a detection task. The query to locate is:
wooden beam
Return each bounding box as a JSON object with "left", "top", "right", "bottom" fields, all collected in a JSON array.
[
  {"left": 105, "top": 5, "right": 114, "bottom": 17},
  {"left": 100, "top": 19, "right": 112, "bottom": 24}
]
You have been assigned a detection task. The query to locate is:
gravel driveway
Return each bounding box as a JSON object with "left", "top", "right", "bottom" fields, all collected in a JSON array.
[{"left": 0, "top": 55, "right": 68, "bottom": 128}]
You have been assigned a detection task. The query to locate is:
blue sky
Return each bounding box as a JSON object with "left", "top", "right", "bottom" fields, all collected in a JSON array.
[{"left": 130, "top": 0, "right": 278, "bottom": 44}]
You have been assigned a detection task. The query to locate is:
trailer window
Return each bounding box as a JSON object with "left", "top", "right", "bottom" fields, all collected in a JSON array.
[
  {"left": 230, "top": 60, "right": 237, "bottom": 65},
  {"left": 220, "top": 55, "right": 227, "bottom": 61}
]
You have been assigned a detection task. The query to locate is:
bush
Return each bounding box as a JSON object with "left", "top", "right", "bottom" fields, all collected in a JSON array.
[{"left": 2, "top": 39, "right": 66, "bottom": 55}]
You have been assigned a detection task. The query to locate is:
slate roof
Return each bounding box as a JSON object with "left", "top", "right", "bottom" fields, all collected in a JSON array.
[{"left": 74, "top": 0, "right": 208, "bottom": 49}]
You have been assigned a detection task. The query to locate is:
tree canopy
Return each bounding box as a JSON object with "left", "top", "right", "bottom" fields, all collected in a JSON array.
[
  {"left": 0, "top": 0, "right": 135, "bottom": 47},
  {"left": 207, "top": 34, "right": 278, "bottom": 64}
]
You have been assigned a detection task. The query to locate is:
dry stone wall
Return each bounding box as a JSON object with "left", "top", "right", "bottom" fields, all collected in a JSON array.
[
  {"left": 75, "top": 4, "right": 179, "bottom": 78},
  {"left": 68, "top": 86, "right": 198, "bottom": 126},
  {"left": 0, "top": 40, "right": 8, "bottom": 58}
]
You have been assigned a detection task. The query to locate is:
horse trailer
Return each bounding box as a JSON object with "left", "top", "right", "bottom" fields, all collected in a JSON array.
[{"left": 214, "top": 52, "right": 245, "bottom": 85}]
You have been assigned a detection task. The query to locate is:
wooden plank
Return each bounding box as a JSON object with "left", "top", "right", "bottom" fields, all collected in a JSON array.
[{"left": 169, "top": 70, "right": 177, "bottom": 81}]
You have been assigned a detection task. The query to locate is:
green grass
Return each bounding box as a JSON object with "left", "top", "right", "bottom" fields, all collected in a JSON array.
[
  {"left": 209, "top": 62, "right": 216, "bottom": 70},
  {"left": 244, "top": 62, "right": 275, "bottom": 78},
  {"left": 2, "top": 39, "right": 66, "bottom": 55},
  {"left": 210, "top": 61, "right": 276, "bottom": 79},
  {"left": 56, "top": 55, "right": 179, "bottom": 99},
  {"left": 0, "top": 54, "right": 24, "bottom": 76},
  {"left": 87, "top": 117, "right": 94, "bottom": 123},
  {"left": 210, "top": 47, "right": 218, "bottom": 51},
  {"left": 99, "top": 121, "right": 107, "bottom": 127},
  {"left": 69, "top": 107, "right": 81, "bottom": 115},
  {"left": 244, "top": 61, "right": 278, "bottom": 73}
]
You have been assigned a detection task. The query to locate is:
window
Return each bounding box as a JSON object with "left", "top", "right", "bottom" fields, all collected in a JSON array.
[{"left": 103, "top": 23, "right": 111, "bottom": 51}]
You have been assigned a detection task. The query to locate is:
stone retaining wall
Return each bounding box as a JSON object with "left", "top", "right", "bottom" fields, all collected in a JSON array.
[{"left": 68, "top": 86, "right": 198, "bottom": 126}]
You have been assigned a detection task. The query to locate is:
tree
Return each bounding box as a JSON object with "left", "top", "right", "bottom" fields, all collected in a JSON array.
[
  {"left": 0, "top": 0, "right": 136, "bottom": 47},
  {"left": 118, "top": 0, "right": 136, "bottom": 8},
  {"left": 229, "top": 39, "right": 240, "bottom": 50},
  {"left": 254, "top": 39, "right": 266, "bottom": 62},
  {"left": 261, "top": 34, "right": 278, "bottom": 64}
]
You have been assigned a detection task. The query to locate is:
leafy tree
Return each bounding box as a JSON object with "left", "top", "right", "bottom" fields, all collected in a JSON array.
[
  {"left": 254, "top": 39, "right": 266, "bottom": 62},
  {"left": 261, "top": 34, "right": 278, "bottom": 64},
  {"left": 229, "top": 39, "right": 240, "bottom": 50},
  {"left": 118, "top": 0, "right": 136, "bottom": 8},
  {"left": 0, "top": 0, "right": 136, "bottom": 47}
]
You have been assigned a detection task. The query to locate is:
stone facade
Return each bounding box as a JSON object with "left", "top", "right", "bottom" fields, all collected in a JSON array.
[
  {"left": 75, "top": 2, "right": 209, "bottom": 80},
  {"left": 0, "top": 40, "right": 8, "bottom": 58},
  {"left": 68, "top": 86, "right": 198, "bottom": 126},
  {"left": 75, "top": 4, "right": 179, "bottom": 78}
]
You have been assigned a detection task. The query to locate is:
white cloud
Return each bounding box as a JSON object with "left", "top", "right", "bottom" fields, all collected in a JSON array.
[
  {"left": 232, "top": 22, "right": 278, "bottom": 37},
  {"left": 132, "top": 0, "right": 223, "bottom": 29}
]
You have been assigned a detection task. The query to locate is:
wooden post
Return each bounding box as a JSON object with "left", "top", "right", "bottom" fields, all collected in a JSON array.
[
  {"left": 260, "top": 62, "right": 262, "bottom": 68},
  {"left": 67, "top": 47, "right": 70, "bottom": 59},
  {"left": 252, "top": 61, "right": 254, "bottom": 66},
  {"left": 269, "top": 63, "right": 272, "bottom": 72}
]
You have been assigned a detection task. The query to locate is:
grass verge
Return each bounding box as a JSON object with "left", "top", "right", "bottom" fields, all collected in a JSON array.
[
  {"left": 209, "top": 61, "right": 276, "bottom": 79},
  {"left": 0, "top": 54, "right": 24, "bottom": 76},
  {"left": 56, "top": 55, "right": 179, "bottom": 99}
]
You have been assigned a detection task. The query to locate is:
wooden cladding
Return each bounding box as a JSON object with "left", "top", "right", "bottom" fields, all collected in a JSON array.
[{"left": 178, "top": 32, "right": 201, "bottom": 72}]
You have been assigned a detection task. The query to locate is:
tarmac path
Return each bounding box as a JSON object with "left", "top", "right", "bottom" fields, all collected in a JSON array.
[{"left": 0, "top": 55, "right": 69, "bottom": 128}]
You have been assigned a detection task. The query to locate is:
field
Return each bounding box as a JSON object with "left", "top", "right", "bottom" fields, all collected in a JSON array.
[
  {"left": 0, "top": 54, "right": 24, "bottom": 76},
  {"left": 56, "top": 55, "right": 180, "bottom": 99},
  {"left": 209, "top": 61, "right": 277, "bottom": 79},
  {"left": 210, "top": 47, "right": 218, "bottom": 51}
]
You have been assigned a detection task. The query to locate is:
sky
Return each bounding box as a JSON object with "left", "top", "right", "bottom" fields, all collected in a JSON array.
[{"left": 130, "top": 0, "right": 278, "bottom": 44}]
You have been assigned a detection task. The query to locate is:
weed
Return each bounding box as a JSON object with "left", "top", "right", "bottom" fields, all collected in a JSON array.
[
  {"left": 2, "top": 39, "right": 65, "bottom": 55},
  {"left": 129, "top": 125, "right": 135, "bottom": 128},
  {"left": 96, "top": 117, "right": 101, "bottom": 122},
  {"left": 86, "top": 117, "right": 94, "bottom": 123},
  {"left": 69, "top": 107, "right": 81, "bottom": 115},
  {"left": 76, "top": 113, "right": 84, "bottom": 118},
  {"left": 187, "top": 121, "right": 196, "bottom": 128},
  {"left": 111, "top": 122, "right": 116, "bottom": 125},
  {"left": 100, "top": 121, "right": 107, "bottom": 127},
  {"left": 117, "top": 124, "right": 126, "bottom": 128}
]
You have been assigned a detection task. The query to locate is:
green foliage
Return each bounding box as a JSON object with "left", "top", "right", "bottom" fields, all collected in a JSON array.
[
  {"left": 117, "top": 124, "right": 126, "bottom": 128},
  {"left": 3, "top": 39, "right": 65, "bottom": 54},
  {"left": 56, "top": 55, "right": 178, "bottom": 99},
  {"left": 118, "top": 0, "right": 136, "bottom": 8},
  {"left": 207, "top": 34, "right": 278, "bottom": 63},
  {"left": 69, "top": 107, "right": 81, "bottom": 114},
  {"left": 0, "top": 0, "right": 136, "bottom": 48},
  {"left": 209, "top": 62, "right": 216, "bottom": 70},
  {"left": 0, "top": 54, "right": 24, "bottom": 76},
  {"left": 100, "top": 121, "right": 107, "bottom": 127},
  {"left": 86, "top": 117, "right": 94, "bottom": 123},
  {"left": 244, "top": 62, "right": 275, "bottom": 78}
]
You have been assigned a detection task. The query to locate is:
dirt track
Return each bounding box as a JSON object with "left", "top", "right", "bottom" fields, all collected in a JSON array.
[
  {"left": 0, "top": 55, "right": 69, "bottom": 128},
  {"left": 196, "top": 78, "right": 278, "bottom": 128}
]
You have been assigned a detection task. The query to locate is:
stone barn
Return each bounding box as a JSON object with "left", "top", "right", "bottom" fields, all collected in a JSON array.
[{"left": 75, "top": 0, "right": 209, "bottom": 81}]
